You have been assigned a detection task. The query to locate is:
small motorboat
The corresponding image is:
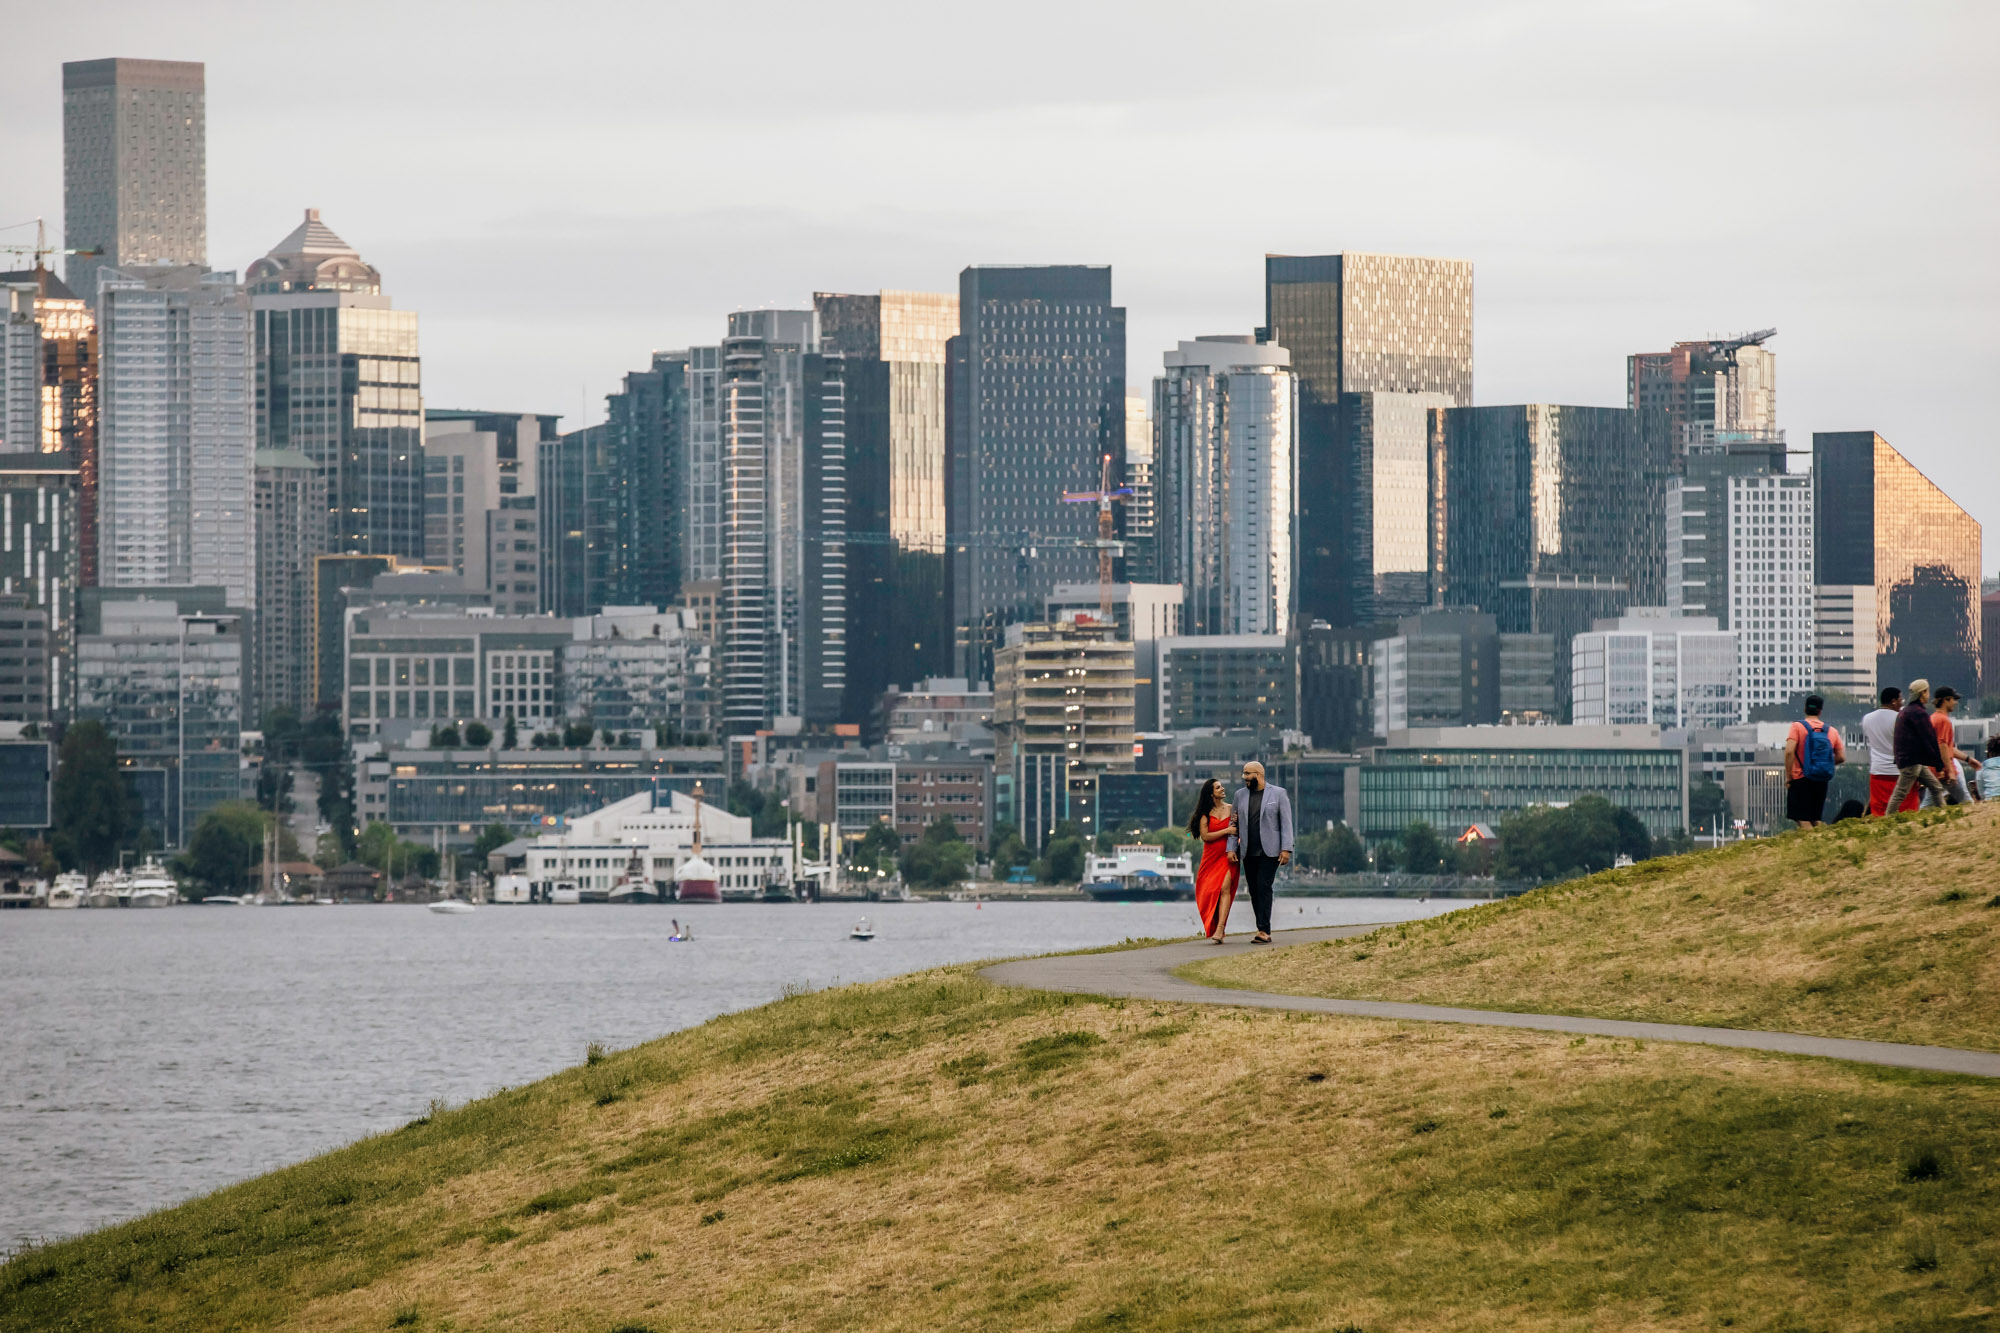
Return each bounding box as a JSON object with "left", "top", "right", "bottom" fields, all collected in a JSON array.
[
  {"left": 850, "top": 917, "right": 875, "bottom": 941},
  {"left": 429, "top": 899, "right": 476, "bottom": 915},
  {"left": 200, "top": 895, "right": 246, "bottom": 906},
  {"left": 125, "top": 859, "right": 178, "bottom": 908},
  {"left": 47, "top": 872, "right": 85, "bottom": 909},
  {"left": 547, "top": 880, "right": 582, "bottom": 905}
]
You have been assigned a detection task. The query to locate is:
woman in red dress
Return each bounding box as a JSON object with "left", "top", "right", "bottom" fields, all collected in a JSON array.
[{"left": 1189, "top": 778, "right": 1239, "bottom": 943}]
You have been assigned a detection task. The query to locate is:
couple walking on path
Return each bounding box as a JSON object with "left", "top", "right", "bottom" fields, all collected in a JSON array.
[{"left": 1189, "top": 761, "right": 1294, "bottom": 945}]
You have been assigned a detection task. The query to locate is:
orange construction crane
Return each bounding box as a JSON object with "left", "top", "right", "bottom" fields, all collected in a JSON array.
[{"left": 1061, "top": 452, "right": 1133, "bottom": 627}]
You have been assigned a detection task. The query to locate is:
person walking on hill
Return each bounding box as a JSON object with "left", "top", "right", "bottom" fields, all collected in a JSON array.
[
  {"left": 1227, "top": 761, "right": 1293, "bottom": 946},
  {"left": 1862, "top": 687, "right": 1915, "bottom": 816},
  {"left": 1783, "top": 695, "right": 1845, "bottom": 829},
  {"left": 1926, "top": 687, "right": 1980, "bottom": 807},
  {"left": 1188, "top": 779, "right": 1240, "bottom": 943},
  {"left": 1885, "top": 679, "right": 1949, "bottom": 813},
  {"left": 1981, "top": 737, "right": 2000, "bottom": 803}
]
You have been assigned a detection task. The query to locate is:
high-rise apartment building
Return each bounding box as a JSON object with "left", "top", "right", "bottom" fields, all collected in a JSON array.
[
  {"left": 1727, "top": 472, "right": 1815, "bottom": 713},
  {"left": 62, "top": 59, "right": 206, "bottom": 300},
  {"left": 1571, "top": 609, "right": 1739, "bottom": 730},
  {"left": 1120, "top": 396, "right": 1157, "bottom": 585},
  {"left": 0, "top": 456, "right": 82, "bottom": 720},
  {"left": 816, "top": 290, "right": 958, "bottom": 716},
  {"left": 253, "top": 449, "right": 323, "bottom": 719},
  {"left": 719, "top": 310, "right": 847, "bottom": 730},
  {"left": 538, "top": 423, "right": 614, "bottom": 618},
  {"left": 249, "top": 210, "right": 422, "bottom": 559},
  {"left": 1629, "top": 330, "right": 1776, "bottom": 464},
  {"left": 683, "top": 345, "right": 725, "bottom": 585},
  {"left": 603, "top": 354, "right": 690, "bottom": 610},
  {"left": 1814, "top": 431, "right": 1982, "bottom": 693},
  {"left": 96, "top": 266, "right": 254, "bottom": 608},
  {"left": 1262, "top": 253, "right": 1472, "bottom": 628},
  {"left": 1152, "top": 336, "right": 1296, "bottom": 636},
  {"left": 948, "top": 266, "right": 1126, "bottom": 681},
  {"left": 992, "top": 619, "right": 1134, "bottom": 849},
  {"left": 1, "top": 270, "right": 96, "bottom": 583},
  {"left": 1666, "top": 432, "right": 1788, "bottom": 625},
  {"left": 559, "top": 606, "right": 715, "bottom": 741},
  {"left": 1433, "top": 404, "right": 1669, "bottom": 712},
  {"left": 1371, "top": 609, "right": 1555, "bottom": 735}
]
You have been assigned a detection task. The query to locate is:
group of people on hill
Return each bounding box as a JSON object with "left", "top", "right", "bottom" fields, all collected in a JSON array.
[{"left": 1783, "top": 681, "right": 1997, "bottom": 830}]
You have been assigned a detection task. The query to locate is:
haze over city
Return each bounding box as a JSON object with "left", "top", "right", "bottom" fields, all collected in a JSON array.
[{"left": 3, "top": 0, "right": 1994, "bottom": 565}]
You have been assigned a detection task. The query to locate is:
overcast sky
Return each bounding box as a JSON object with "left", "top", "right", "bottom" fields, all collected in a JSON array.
[{"left": 3, "top": 1, "right": 1994, "bottom": 571}]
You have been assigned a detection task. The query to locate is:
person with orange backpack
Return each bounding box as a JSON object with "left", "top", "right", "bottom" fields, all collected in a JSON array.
[{"left": 1783, "top": 694, "right": 1846, "bottom": 829}]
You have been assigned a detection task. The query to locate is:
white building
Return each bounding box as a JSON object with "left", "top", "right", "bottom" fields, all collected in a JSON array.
[
  {"left": 1812, "top": 584, "right": 1876, "bottom": 698},
  {"left": 96, "top": 266, "right": 254, "bottom": 608},
  {"left": 1153, "top": 337, "right": 1296, "bottom": 636},
  {"left": 1727, "top": 472, "right": 1813, "bottom": 712},
  {"left": 515, "top": 789, "right": 790, "bottom": 901},
  {"left": 1571, "top": 609, "right": 1739, "bottom": 730}
]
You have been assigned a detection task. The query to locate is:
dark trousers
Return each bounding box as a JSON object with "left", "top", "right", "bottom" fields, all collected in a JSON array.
[{"left": 1241, "top": 855, "right": 1281, "bottom": 934}]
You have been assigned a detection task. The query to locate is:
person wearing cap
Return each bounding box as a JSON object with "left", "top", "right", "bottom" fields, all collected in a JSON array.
[
  {"left": 1925, "top": 686, "right": 1980, "bottom": 807},
  {"left": 1861, "top": 686, "right": 1915, "bottom": 815},
  {"left": 1884, "top": 679, "right": 1948, "bottom": 813}
]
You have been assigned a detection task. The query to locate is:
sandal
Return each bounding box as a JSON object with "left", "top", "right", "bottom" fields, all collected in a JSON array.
[{"left": 1251, "top": 933, "right": 1272, "bottom": 944}]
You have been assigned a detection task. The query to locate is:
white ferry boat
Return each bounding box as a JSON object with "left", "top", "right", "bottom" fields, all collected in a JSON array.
[
  {"left": 126, "top": 859, "right": 178, "bottom": 908},
  {"left": 1079, "top": 844, "right": 1196, "bottom": 901},
  {"left": 48, "top": 872, "right": 85, "bottom": 909}
]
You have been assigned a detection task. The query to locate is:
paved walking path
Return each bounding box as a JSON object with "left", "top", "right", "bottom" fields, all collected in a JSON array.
[{"left": 981, "top": 925, "right": 2000, "bottom": 1079}]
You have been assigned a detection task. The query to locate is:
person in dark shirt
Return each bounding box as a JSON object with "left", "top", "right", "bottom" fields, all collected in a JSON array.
[
  {"left": 1885, "top": 678, "right": 1948, "bottom": 813},
  {"left": 1226, "top": 761, "right": 1294, "bottom": 945}
]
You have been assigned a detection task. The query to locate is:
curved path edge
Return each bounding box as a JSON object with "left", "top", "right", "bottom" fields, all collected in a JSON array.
[{"left": 980, "top": 926, "right": 2000, "bottom": 1079}]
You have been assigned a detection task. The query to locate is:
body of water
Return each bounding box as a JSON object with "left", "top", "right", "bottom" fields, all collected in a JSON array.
[{"left": 0, "top": 896, "right": 1472, "bottom": 1250}]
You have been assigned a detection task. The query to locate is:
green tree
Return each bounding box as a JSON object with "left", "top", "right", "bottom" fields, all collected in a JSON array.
[
  {"left": 471, "top": 823, "right": 516, "bottom": 863},
  {"left": 1396, "top": 820, "right": 1450, "bottom": 876},
  {"left": 1138, "top": 826, "right": 1191, "bottom": 857},
  {"left": 1688, "top": 777, "right": 1729, "bottom": 836},
  {"left": 848, "top": 821, "right": 902, "bottom": 875},
  {"left": 1494, "top": 795, "right": 1650, "bottom": 883},
  {"left": 989, "top": 821, "right": 1030, "bottom": 875},
  {"left": 502, "top": 713, "right": 519, "bottom": 749},
  {"left": 1095, "top": 820, "right": 1147, "bottom": 853},
  {"left": 1036, "top": 833, "right": 1087, "bottom": 884},
  {"left": 430, "top": 723, "right": 461, "bottom": 748},
  {"left": 1295, "top": 822, "right": 1367, "bottom": 873},
  {"left": 464, "top": 720, "right": 493, "bottom": 747},
  {"left": 301, "top": 705, "right": 356, "bottom": 857},
  {"left": 562, "top": 720, "right": 595, "bottom": 748},
  {"left": 898, "top": 814, "right": 975, "bottom": 889},
  {"left": 51, "top": 720, "right": 134, "bottom": 873},
  {"left": 183, "top": 801, "right": 271, "bottom": 896}
]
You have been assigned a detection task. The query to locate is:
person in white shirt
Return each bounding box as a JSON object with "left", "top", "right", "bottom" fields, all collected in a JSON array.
[{"left": 1860, "top": 686, "right": 1908, "bottom": 816}]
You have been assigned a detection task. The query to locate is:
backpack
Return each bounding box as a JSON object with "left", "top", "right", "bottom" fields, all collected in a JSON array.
[{"left": 1799, "top": 718, "right": 1836, "bottom": 782}]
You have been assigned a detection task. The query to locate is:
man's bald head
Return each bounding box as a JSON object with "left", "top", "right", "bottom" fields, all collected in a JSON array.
[{"left": 1241, "top": 761, "right": 1264, "bottom": 788}]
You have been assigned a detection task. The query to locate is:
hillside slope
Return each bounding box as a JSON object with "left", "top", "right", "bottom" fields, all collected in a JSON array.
[
  {"left": 5, "top": 953, "right": 2000, "bottom": 1331},
  {"left": 1193, "top": 804, "right": 2000, "bottom": 1050}
]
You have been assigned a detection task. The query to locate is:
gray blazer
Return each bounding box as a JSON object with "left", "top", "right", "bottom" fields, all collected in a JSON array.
[{"left": 1228, "top": 783, "right": 1294, "bottom": 858}]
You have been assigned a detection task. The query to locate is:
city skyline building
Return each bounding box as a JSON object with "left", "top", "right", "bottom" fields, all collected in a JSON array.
[
  {"left": 0, "top": 269, "right": 96, "bottom": 584},
  {"left": 538, "top": 422, "right": 613, "bottom": 618},
  {"left": 1341, "top": 390, "right": 1451, "bottom": 624},
  {"left": 422, "top": 409, "right": 558, "bottom": 612},
  {"left": 252, "top": 448, "right": 323, "bottom": 720},
  {"left": 1120, "top": 396, "right": 1157, "bottom": 584},
  {"left": 1571, "top": 608, "right": 1740, "bottom": 730},
  {"left": 948, "top": 266, "right": 1127, "bottom": 682},
  {"left": 62, "top": 59, "right": 206, "bottom": 300},
  {"left": 992, "top": 618, "right": 1134, "bottom": 850},
  {"left": 1262, "top": 252, "right": 1473, "bottom": 628},
  {"left": 1371, "top": 608, "right": 1555, "bottom": 735},
  {"left": 1152, "top": 336, "right": 1296, "bottom": 637},
  {"left": 96, "top": 265, "right": 254, "bottom": 608},
  {"left": 1728, "top": 471, "right": 1815, "bottom": 713},
  {"left": 249, "top": 209, "right": 422, "bottom": 560},
  {"left": 1814, "top": 430, "right": 1982, "bottom": 693},
  {"left": 0, "top": 455, "right": 82, "bottom": 721},
  {"left": 603, "top": 354, "right": 690, "bottom": 612},
  {"left": 1629, "top": 330, "right": 1777, "bottom": 464},
  {"left": 1666, "top": 431, "right": 1789, "bottom": 626}
]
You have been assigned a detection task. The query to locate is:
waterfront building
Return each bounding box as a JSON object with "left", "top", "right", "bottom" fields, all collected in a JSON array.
[
  {"left": 1371, "top": 609, "right": 1555, "bottom": 736},
  {"left": 1, "top": 271, "right": 96, "bottom": 582},
  {"left": 1727, "top": 472, "right": 1815, "bottom": 713},
  {"left": 892, "top": 747, "right": 992, "bottom": 849},
  {"left": 0, "top": 727, "right": 53, "bottom": 829},
  {"left": 948, "top": 266, "right": 1127, "bottom": 681},
  {"left": 603, "top": 354, "right": 689, "bottom": 612},
  {"left": 1267, "top": 751, "right": 1363, "bottom": 835},
  {"left": 1628, "top": 330, "right": 1777, "bottom": 464},
  {"left": 1359, "top": 724, "right": 1687, "bottom": 846},
  {"left": 62, "top": 59, "right": 206, "bottom": 300},
  {"left": 539, "top": 422, "right": 614, "bottom": 618},
  {"left": 817, "top": 290, "right": 958, "bottom": 720},
  {"left": 1434, "top": 404, "right": 1670, "bottom": 711},
  {"left": 1262, "top": 253, "right": 1473, "bottom": 627},
  {"left": 1571, "top": 609, "right": 1739, "bottom": 730},
  {"left": 560, "top": 605, "right": 715, "bottom": 740},
  {"left": 249, "top": 211, "right": 422, "bottom": 559},
  {"left": 817, "top": 758, "right": 896, "bottom": 849},
  {"left": 992, "top": 619, "right": 1134, "bottom": 849},
  {"left": 76, "top": 590, "right": 245, "bottom": 846},
  {"left": 1152, "top": 337, "right": 1296, "bottom": 636},
  {"left": 1154, "top": 634, "right": 1296, "bottom": 734},
  {"left": 97, "top": 266, "right": 254, "bottom": 608},
  {"left": 253, "top": 449, "right": 324, "bottom": 719},
  {"left": 1813, "top": 431, "right": 1982, "bottom": 693}
]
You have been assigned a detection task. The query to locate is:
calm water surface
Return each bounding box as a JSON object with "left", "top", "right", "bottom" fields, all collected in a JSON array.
[{"left": 0, "top": 896, "right": 1474, "bottom": 1250}]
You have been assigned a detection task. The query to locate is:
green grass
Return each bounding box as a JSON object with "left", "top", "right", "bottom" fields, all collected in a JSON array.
[
  {"left": 1190, "top": 803, "right": 2000, "bottom": 1051},
  {"left": 7, "top": 945, "right": 2000, "bottom": 1330}
]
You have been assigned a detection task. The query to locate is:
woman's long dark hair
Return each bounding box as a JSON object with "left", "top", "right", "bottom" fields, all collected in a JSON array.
[{"left": 1185, "top": 778, "right": 1225, "bottom": 838}]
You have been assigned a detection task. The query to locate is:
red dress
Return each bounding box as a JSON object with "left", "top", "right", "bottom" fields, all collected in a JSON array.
[{"left": 1195, "top": 813, "right": 1240, "bottom": 939}]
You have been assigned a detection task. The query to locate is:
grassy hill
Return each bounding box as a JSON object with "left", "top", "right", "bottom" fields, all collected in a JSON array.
[{"left": 1193, "top": 804, "right": 2000, "bottom": 1051}]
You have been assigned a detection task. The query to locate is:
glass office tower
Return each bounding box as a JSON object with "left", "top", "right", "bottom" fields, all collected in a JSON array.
[
  {"left": 1814, "top": 431, "right": 1982, "bottom": 692},
  {"left": 249, "top": 211, "right": 422, "bottom": 560},
  {"left": 603, "top": 353, "right": 690, "bottom": 611},
  {"left": 538, "top": 423, "right": 615, "bottom": 618},
  {"left": 1263, "top": 253, "right": 1472, "bottom": 628},
  {"left": 62, "top": 59, "right": 207, "bottom": 301},
  {"left": 1, "top": 271, "right": 97, "bottom": 584},
  {"left": 948, "top": 266, "right": 1126, "bottom": 682}
]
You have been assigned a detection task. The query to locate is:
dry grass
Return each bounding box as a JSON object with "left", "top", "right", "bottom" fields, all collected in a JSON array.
[
  {"left": 6, "top": 958, "right": 2000, "bottom": 1331},
  {"left": 1192, "top": 803, "right": 2000, "bottom": 1051}
]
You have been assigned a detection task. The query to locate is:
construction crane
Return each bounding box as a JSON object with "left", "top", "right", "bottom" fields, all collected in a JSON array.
[
  {"left": 0, "top": 218, "right": 101, "bottom": 297},
  {"left": 1060, "top": 453, "right": 1133, "bottom": 626},
  {"left": 1690, "top": 327, "right": 1776, "bottom": 374}
]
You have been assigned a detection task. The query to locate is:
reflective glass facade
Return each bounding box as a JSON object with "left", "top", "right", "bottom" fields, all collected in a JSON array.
[
  {"left": 1813, "top": 431, "right": 1982, "bottom": 692},
  {"left": 1360, "top": 738, "right": 1685, "bottom": 843},
  {"left": 62, "top": 59, "right": 206, "bottom": 300},
  {"left": 538, "top": 424, "right": 614, "bottom": 618},
  {"left": 603, "top": 354, "right": 689, "bottom": 610},
  {"left": 1570, "top": 612, "right": 1738, "bottom": 729},
  {"left": 0, "top": 456, "right": 80, "bottom": 719},
  {"left": 1666, "top": 432, "right": 1786, "bottom": 626},
  {"left": 1155, "top": 635, "right": 1296, "bottom": 732}
]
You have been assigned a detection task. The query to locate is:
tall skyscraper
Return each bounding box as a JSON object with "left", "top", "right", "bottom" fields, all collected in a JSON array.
[
  {"left": 0, "top": 455, "right": 82, "bottom": 721},
  {"left": 1119, "top": 396, "right": 1157, "bottom": 585},
  {"left": 1341, "top": 391, "right": 1452, "bottom": 624},
  {"left": 538, "top": 422, "right": 614, "bottom": 618},
  {"left": 249, "top": 210, "right": 422, "bottom": 559},
  {"left": 1814, "top": 431, "right": 1982, "bottom": 693},
  {"left": 422, "top": 410, "right": 558, "bottom": 611},
  {"left": 816, "top": 289, "right": 958, "bottom": 718},
  {"left": 1153, "top": 336, "right": 1296, "bottom": 636},
  {"left": 684, "top": 345, "right": 725, "bottom": 585},
  {"left": 253, "top": 449, "right": 324, "bottom": 720},
  {"left": 1629, "top": 330, "right": 1776, "bottom": 464},
  {"left": 1666, "top": 432, "right": 1787, "bottom": 625},
  {"left": 96, "top": 266, "right": 254, "bottom": 608},
  {"left": 1727, "top": 471, "right": 1815, "bottom": 714},
  {"left": 1434, "top": 404, "right": 1669, "bottom": 712},
  {"left": 62, "top": 59, "right": 207, "bottom": 301},
  {"left": 603, "top": 353, "right": 690, "bottom": 610},
  {"left": 1263, "top": 253, "right": 1472, "bottom": 628},
  {"left": 719, "top": 310, "right": 848, "bottom": 730},
  {"left": 1, "top": 269, "right": 96, "bottom": 582},
  {"left": 948, "top": 266, "right": 1126, "bottom": 681}
]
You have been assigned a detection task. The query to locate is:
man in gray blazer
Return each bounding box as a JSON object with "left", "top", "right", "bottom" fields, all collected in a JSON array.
[{"left": 1227, "top": 761, "right": 1293, "bottom": 944}]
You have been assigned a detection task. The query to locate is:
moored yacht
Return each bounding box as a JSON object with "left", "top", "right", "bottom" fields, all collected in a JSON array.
[
  {"left": 85, "top": 870, "right": 127, "bottom": 909},
  {"left": 48, "top": 872, "right": 85, "bottom": 909},
  {"left": 126, "top": 859, "right": 178, "bottom": 908}
]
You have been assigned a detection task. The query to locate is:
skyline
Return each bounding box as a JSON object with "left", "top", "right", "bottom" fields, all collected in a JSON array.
[{"left": 1, "top": 1, "right": 1993, "bottom": 571}]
